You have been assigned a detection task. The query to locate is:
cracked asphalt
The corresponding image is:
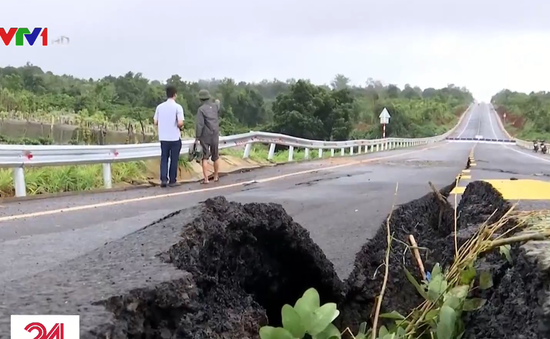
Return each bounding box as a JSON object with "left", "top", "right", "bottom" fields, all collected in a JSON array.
[{"left": 4, "top": 103, "right": 545, "bottom": 334}]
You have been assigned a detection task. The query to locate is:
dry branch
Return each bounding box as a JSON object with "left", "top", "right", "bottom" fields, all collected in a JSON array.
[
  {"left": 371, "top": 182, "right": 399, "bottom": 339},
  {"left": 409, "top": 235, "right": 426, "bottom": 279}
]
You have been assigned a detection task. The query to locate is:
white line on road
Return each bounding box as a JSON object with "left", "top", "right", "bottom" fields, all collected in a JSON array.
[
  {"left": 0, "top": 144, "right": 448, "bottom": 223},
  {"left": 457, "top": 107, "right": 475, "bottom": 138}
]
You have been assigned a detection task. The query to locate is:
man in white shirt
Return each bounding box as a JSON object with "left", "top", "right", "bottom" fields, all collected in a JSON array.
[{"left": 153, "top": 85, "right": 184, "bottom": 187}]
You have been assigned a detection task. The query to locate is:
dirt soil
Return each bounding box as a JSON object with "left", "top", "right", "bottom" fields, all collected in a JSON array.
[
  {"left": 340, "top": 182, "right": 457, "bottom": 330},
  {"left": 92, "top": 196, "right": 347, "bottom": 338},
  {"left": 494, "top": 105, "right": 525, "bottom": 131},
  {"left": 3, "top": 180, "right": 550, "bottom": 338}
]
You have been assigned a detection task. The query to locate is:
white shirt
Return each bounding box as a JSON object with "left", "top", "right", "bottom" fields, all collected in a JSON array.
[{"left": 154, "top": 99, "right": 184, "bottom": 141}]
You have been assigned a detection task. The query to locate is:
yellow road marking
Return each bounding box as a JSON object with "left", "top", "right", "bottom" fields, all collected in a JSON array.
[
  {"left": 462, "top": 169, "right": 470, "bottom": 173},
  {"left": 470, "top": 163, "right": 477, "bottom": 166},
  {"left": 461, "top": 175, "right": 471, "bottom": 180},
  {"left": 451, "top": 186, "right": 466, "bottom": 194},
  {"left": 484, "top": 179, "right": 550, "bottom": 200},
  {"left": 0, "top": 143, "right": 448, "bottom": 223}
]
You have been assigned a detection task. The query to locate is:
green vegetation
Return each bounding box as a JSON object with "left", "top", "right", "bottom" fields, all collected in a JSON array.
[
  {"left": 259, "top": 207, "right": 543, "bottom": 339},
  {"left": 220, "top": 144, "right": 311, "bottom": 163},
  {"left": 260, "top": 288, "right": 341, "bottom": 339},
  {"left": 0, "top": 64, "right": 473, "bottom": 144},
  {"left": 491, "top": 89, "right": 550, "bottom": 140},
  {"left": 0, "top": 134, "right": 53, "bottom": 145},
  {"left": 0, "top": 64, "right": 473, "bottom": 197},
  {"left": 0, "top": 161, "right": 148, "bottom": 197}
]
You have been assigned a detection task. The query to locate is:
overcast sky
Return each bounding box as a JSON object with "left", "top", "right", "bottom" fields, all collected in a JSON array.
[{"left": 2, "top": 0, "right": 550, "bottom": 101}]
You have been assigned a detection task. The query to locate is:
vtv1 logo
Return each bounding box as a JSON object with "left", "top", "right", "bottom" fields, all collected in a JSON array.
[
  {"left": 1, "top": 27, "right": 48, "bottom": 46},
  {"left": 11, "top": 315, "right": 80, "bottom": 339}
]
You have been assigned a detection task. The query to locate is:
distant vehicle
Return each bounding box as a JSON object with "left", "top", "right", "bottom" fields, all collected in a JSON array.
[
  {"left": 541, "top": 141, "right": 547, "bottom": 154},
  {"left": 534, "top": 140, "right": 539, "bottom": 153}
]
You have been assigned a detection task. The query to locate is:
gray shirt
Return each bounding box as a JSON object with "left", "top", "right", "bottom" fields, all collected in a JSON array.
[{"left": 195, "top": 101, "right": 220, "bottom": 141}]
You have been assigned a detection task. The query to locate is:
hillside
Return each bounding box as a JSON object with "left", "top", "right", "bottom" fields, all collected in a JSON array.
[
  {"left": 0, "top": 64, "right": 473, "bottom": 145},
  {"left": 492, "top": 89, "right": 550, "bottom": 141}
]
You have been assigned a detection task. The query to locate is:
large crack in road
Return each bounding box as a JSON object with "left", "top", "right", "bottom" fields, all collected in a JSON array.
[{"left": 1, "top": 159, "right": 549, "bottom": 338}]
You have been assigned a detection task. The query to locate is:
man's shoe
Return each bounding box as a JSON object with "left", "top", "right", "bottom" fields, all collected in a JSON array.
[
  {"left": 160, "top": 182, "right": 167, "bottom": 188},
  {"left": 168, "top": 182, "right": 180, "bottom": 187}
]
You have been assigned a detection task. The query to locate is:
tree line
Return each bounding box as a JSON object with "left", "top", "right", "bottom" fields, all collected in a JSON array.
[
  {"left": 492, "top": 89, "right": 550, "bottom": 140},
  {"left": 0, "top": 63, "right": 474, "bottom": 143}
]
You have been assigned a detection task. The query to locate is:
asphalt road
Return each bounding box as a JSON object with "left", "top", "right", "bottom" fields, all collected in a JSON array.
[
  {"left": 0, "top": 107, "right": 488, "bottom": 334},
  {"left": 454, "top": 103, "right": 550, "bottom": 210}
]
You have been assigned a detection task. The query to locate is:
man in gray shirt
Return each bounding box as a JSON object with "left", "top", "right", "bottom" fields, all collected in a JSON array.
[{"left": 195, "top": 89, "right": 220, "bottom": 184}]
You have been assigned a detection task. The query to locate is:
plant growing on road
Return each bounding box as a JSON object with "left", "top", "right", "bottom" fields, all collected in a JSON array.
[{"left": 259, "top": 288, "right": 342, "bottom": 339}]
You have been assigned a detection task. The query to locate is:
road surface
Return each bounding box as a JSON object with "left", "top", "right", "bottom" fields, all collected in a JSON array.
[
  {"left": 5, "top": 103, "right": 550, "bottom": 334},
  {"left": 0, "top": 113, "right": 486, "bottom": 289},
  {"left": 452, "top": 103, "right": 550, "bottom": 211},
  {"left": 3, "top": 103, "right": 548, "bottom": 285}
]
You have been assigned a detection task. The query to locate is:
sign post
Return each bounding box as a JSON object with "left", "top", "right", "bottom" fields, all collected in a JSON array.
[
  {"left": 503, "top": 112, "right": 506, "bottom": 124},
  {"left": 379, "top": 108, "right": 391, "bottom": 138}
]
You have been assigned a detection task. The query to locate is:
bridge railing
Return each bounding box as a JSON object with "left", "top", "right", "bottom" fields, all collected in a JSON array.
[{"left": 0, "top": 103, "right": 474, "bottom": 197}]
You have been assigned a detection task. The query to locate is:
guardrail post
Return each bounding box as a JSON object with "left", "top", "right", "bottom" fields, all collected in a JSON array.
[
  {"left": 364, "top": 145, "right": 368, "bottom": 153},
  {"left": 376, "top": 144, "right": 379, "bottom": 152},
  {"left": 304, "top": 148, "right": 310, "bottom": 159},
  {"left": 102, "top": 163, "right": 112, "bottom": 189},
  {"left": 349, "top": 146, "right": 354, "bottom": 155},
  {"left": 340, "top": 148, "right": 345, "bottom": 156},
  {"left": 331, "top": 149, "right": 335, "bottom": 157},
  {"left": 13, "top": 167, "right": 26, "bottom": 197},
  {"left": 268, "top": 143, "right": 276, "bottom": 160},
  {"left": 288, "top": 146, "right": 294, "bottom": 161},
  {"left": 243, "top": 143, "right": 252, "bottom": 159},
  {"left": 318, "top": 148, "right": 322, "bottom": 158}
]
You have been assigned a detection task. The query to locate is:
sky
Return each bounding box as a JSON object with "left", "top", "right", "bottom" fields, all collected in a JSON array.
[{"left": 2, "top": 0, "right": 550, "bottom": 101}]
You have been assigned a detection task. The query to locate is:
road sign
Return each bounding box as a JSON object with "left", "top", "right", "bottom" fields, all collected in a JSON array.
[{"left": 379, "top": 108, "right": 390, "bottom": 125}]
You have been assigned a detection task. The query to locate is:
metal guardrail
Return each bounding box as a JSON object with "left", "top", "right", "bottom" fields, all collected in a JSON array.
[{"left": 0, "top": 104, "right": 474, "bottom": 197}]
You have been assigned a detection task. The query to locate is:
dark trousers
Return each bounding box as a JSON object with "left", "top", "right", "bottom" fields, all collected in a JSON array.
[{"left": 160, "top": 140, "right": 182, "bottom": 184}]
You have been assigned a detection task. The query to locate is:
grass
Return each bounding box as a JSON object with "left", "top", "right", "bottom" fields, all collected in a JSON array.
[
  {"left": 219, "top": 144, "right": 350, "bottom": 163},
  {"left": 0, "top": 162, "right": 149, "bottom": 197}
]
